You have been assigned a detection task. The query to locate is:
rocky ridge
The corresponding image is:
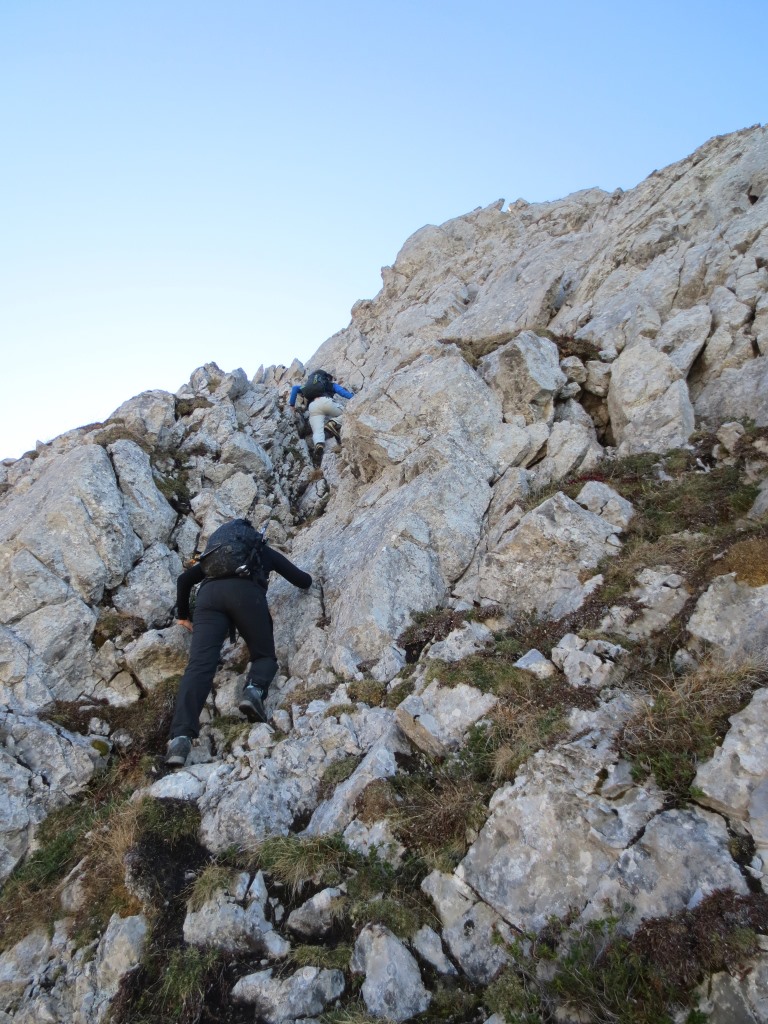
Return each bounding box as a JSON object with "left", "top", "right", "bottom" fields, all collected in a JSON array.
[{"left": 0, "top": 124, "right": 768, "bottom": 1023}]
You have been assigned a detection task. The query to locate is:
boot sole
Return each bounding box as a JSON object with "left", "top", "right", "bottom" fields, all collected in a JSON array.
[{"left": 238, "top": 700, "right": 268, "bottom": 724}]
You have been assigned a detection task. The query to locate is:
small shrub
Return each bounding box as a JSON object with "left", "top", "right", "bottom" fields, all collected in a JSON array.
[
  {"left": 717, "top": 532, "right": 768, "bottom": 586},
  {"left": 355, "top": 778, "right": 400, "bottom": 824},
  {"left": 292, "top": 678, "right": 343, "bottom": 711},
  {"left": 135, "top": 797, "right": 201, "bottom": 847},
  {"left": 158, "top": 947, "right": 221, "bottom": 1019},
  {"left": 390, "top": 768, "right": 488, "bottom": 866},
  {"left": 484, "top": 965, "right": 541, "bottom": 1022},
  {"left": 93, "top": 608, "right": 146, "bottom": 648},
  {"left": 320, "top": 1000, "right": 381, "bottom": 1024},
  {"left": 345, "top": 853, "right": 437, "bottom": 938},
  {"left": 112, "top": 943, "right": 223, "bottom": 1023},
  {"left": 175, "top": 396, "right": 212, "bottom": 417},
  {"left": 325, "top": 702, "right": 358, "bottom": 718}
]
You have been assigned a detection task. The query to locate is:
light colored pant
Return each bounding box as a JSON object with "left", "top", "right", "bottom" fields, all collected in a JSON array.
[{"left": 307, "top": 396, "right": 344, "bottom": 444}]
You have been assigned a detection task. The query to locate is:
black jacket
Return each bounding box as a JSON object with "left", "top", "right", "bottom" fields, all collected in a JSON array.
[{"left": 176, "top": 544, "right": 312, "bottom": 619}]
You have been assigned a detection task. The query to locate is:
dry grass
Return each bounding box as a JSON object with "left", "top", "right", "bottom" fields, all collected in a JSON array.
[
  {"left": 717, "top": 532, "right": 768, "bottom": 586},
  {"left": 347, "top": 679, "right": 387, "bottom": 706},
  {"left": 187, "top": 864, "right": 239, "bottom": 912},
  {"left": 355, "top": 778, "right": 401, "bottom": 824},
  {"left": 618, "top": 654, "right": 768, "bottom": 797},
  {"left": 88, "top": 798, "right": 144, "bottom": 884},
  {"left": 390, "top": 768, "right": 488, "bottom": 865}
]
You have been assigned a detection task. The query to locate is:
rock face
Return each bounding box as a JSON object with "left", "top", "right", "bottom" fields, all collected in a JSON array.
[{"left": 2, "top": 125, "right": 768, "bottom": 1024}]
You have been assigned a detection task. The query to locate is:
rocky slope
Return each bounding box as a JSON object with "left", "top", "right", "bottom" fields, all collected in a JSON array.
[{"left": 1, "top": 124, "right": 767, "bottom": 1023}]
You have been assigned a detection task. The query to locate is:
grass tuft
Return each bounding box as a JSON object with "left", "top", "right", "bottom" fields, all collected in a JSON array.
[
  {"left": 187, "top": 864, "right": 239, "bottom": 913},
  {"left": 254, "top": 834, "right": 351, "bottom": 895},
  {"left": 288, "top": 942, "right": 353, "bottom": 970},
  {"left": 617, "top": 655, "right": 768, "bottom": 797}
]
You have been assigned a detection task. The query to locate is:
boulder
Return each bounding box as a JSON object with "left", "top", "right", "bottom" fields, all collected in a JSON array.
[
  {"left": 607, "top": 342, "right": 695, "bottom": 454},
  {"left": 351, "top": 924, "right": 430, "bottom": 1021},
  {"left": 477, "top": 491, "right": 622, "bottom": 618}
]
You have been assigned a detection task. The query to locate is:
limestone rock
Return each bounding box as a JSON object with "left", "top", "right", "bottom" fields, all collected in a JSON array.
[
  {"left": 412, "top": 925, "right": 458, "bottom": 976},
  {"left": 600, "top": 566, "right": 690, "bottom": 640},
  {"left": 0, "top": 444, "right": 142, "bottom": 605},
  {"left": 530, "top": 419, "right": 603, "bottom": 487},
  {"left": 425, "top": 620, "right": 493, "bottom": 662},
  {"left": 395, "top": 680, "right": 497, "bottom": 756},
  {"left": 477, "top": 331, "right": 567, "bottom": 425},
  {"left": 107, "top": 439, "right": 177, "bottom": 546},
  {"left": 111, "top": 542, "right": 182, "bottom": 628},
  {"left": 514, "top": 649, "right": 557, "bottom": 679},
  {"left": 420, "top": 871, "right": 510, "bottom": 984},
  {"left": 695, "top": 357, "right": 768, "bottom": 429},
  {"left": 477, "top": 491, "right": 622, "bottom": 618},
  {"left": 550, "top": 634, "right": 626, "bottom": 689},
  {"left": 582, "top": 808, "right": 748, "bottom": 933},
  {"left": 108, "top": 390, "right": 177, "bottom": 447},
  {"left": 232, "top": 966, "right": 345, "bottom": 1023},
  {"left": 650, "top": 304, "right": 711, "bottom": 375},
  {"left": 575, "top": 480, "right": 634, "bottom": 532},
  {"left": 351, "top": 924, "right": 430, "bottom": 1021},
  {"left": 303, "top": 722, "right": 410, "bottom": 835},
  {"left": 687, "top": 574, "right": 768, "bottom": 657},
  {"left": 456, "top": 701, "right": 664, "bottom": 934},
  {"left": 183, "top": 871, "right": 289, "bottom": 957},
  {"left": 286, "top": 887, "right": 344, "bottom": 940},
  {"left": 122, "top": 624, "right": 190, "bottom": 691},
  {"left": 692, "top": 958, "right": 768, "bottom": 1024},
  {"left": 694, "top": 689, "right": 768, "bottom": 861},
  {"left": 607, "top": 342, "right": 695, "bottom": 454}
]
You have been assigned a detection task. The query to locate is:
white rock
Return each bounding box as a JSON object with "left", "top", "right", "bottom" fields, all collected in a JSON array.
[{"left": 351, "top": 924, "right": 430, "bottom": 1021}]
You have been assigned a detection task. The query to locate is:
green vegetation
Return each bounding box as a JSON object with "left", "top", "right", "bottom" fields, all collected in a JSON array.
[
  {"left": 348, "top": 679, "right": 387, "bottom": 705},
  {"left": 175, "top": 396, "right": 212, "bottom": 417},
  {"left": 187, "top": 864, "right": 239, "bottom": 912},
  {"left": 318, "top": 755, "right": 364, "bottom": 798},
  {"left": 92, "top": 608, "right": 147, "bottom": 648},
  {"left": 110, "top": 941, "right": 224, "bottom": 1024},
  {"left": 486, "top": 891, "right": 768, "bottom": 1023},
  {"left": 0, "top": 676, "right": 196, "bottom": 951},
  {"left": 253, "top": 834, "right": 351, "bottom": 895},
  {"left": 288, "top": 942, "right": 353, "bottom": 970}
]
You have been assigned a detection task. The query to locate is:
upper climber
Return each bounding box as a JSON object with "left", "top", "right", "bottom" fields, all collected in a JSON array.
[{"left": 289, "top": 369, "right": 354, "bottom": 466}]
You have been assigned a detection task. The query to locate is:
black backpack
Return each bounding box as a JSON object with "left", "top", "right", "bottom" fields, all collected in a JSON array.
[
  {"left": 199, "top": 519, "right": 266, "bottom": 584},
  {"left": 300, "top": 369, "right": 334, "bottom": 401}
]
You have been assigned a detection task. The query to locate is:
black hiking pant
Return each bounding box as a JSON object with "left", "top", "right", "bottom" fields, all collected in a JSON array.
[{"left": 170, "top": 577, "right": 279, "bottom": 739}]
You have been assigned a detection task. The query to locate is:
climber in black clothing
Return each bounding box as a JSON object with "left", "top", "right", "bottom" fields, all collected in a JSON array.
[{"left": 166, "top": 541, "right": 312, "bottom": 767}]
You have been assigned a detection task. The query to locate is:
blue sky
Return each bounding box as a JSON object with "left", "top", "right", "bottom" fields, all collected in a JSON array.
[{"left": 1, "top": 0, "right": 765, "bottom": 460}]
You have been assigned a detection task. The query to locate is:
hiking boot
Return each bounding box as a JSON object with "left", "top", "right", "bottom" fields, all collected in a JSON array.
[
  {"left": 238, "top": 685, "right": 268, "bottom": 724},
  {"left": 313, "top": 442, "right": 325, "bottom": 466},
  {"left": 324, "top": 419, "right": 341, "bottom": 442},
  {"left": 165, "top": 735, "right": 192, "bottom": 767}
]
